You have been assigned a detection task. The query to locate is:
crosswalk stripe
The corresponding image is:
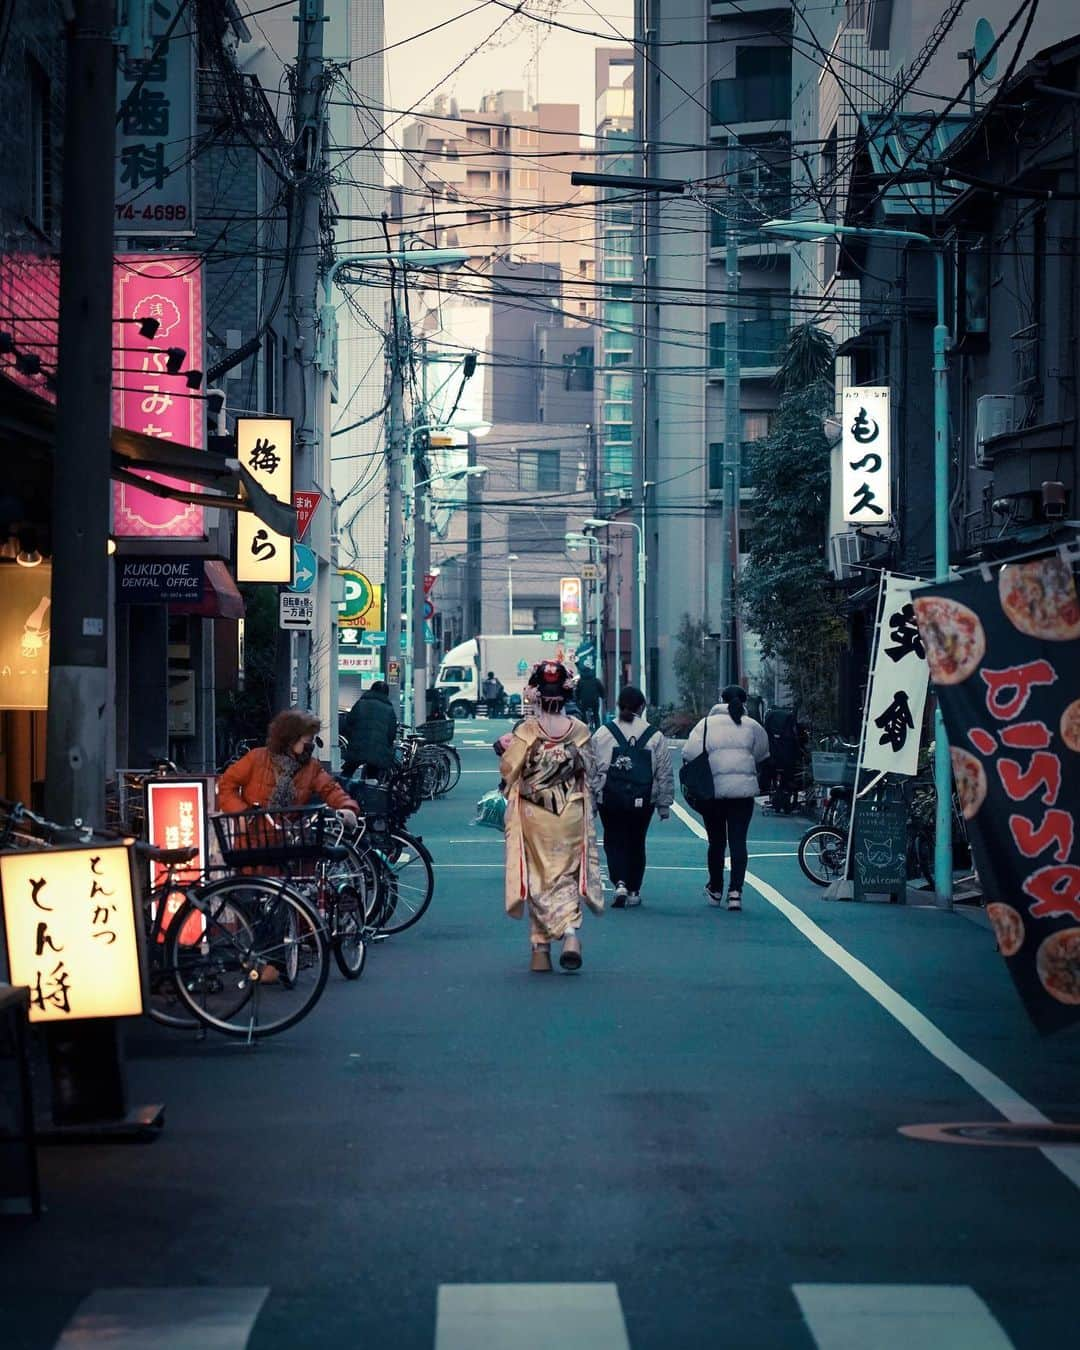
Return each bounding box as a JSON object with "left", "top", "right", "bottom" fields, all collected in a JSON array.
[
  {"left": 793, "top": 1284, "right": 1015, "bottom": 1349},
  {"left": 435, "top": 1283, "right": 630, "bottom": 1349},
  {"left": 53, "top": 1288, "right": 269, "bottom": 1349}
]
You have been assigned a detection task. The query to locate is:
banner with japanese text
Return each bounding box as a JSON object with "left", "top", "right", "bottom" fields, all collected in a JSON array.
[
  {"left": 842, "top": 386, "right": 891, "bottom": 524},
  {"left": 914, "top": 551, "right": 1080, "bottom": 1033},
  {"left": 236, "top": 418, "right": 294, "bottom": 583},
  {"left": 113, "top": 255, "right": 205, "bottom": 538},
  {"left": 115, "top": 2, "right": 195, "bottom": 235},
  {"left": 862, "top": 575, "right": 930, "bottom": 777},
  {"left": 145, "top": 779, "right": 211, "bottom": 945}
]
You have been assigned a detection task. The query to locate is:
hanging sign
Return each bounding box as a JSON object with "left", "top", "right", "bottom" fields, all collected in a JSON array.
[
  {"left": 236, "top": 417, "right": 294, "bottom": 583},
  {"left": 842, "top": 386, "right": 891, "bottom": 524},
  {"left": 914, "top": 550, "right": 1080, "bottom": 1034},
  {"left": 560, "top": 576, "right": 583, "bottom": 630},
  {"left": 114, "top": 1, "right": 195, "bottom": 235},
  {"left": 1, "top": 844, "right": 144, "bottom": 1023},
  {"left": 117, "top": 556, "right": 204, "bottom": 604},
  {"left": 113, "top": 255, "right": 205, "bottom": 538},
  {"left": 294, "top": 490, "right": 322, "bottom": 542},
  {"left": 338, "top": 569, "right": 382, "bottom": 629},
  {"left": 861, "top": 574, "right": 931, "bottom": 777},
  {"left": 0, "top": 563, "right": 51, "bottom": 711}
]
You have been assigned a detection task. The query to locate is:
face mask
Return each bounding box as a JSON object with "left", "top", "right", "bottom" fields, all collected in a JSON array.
[{"left": 296, "top": 741, "right": 315, "bottom": 764}]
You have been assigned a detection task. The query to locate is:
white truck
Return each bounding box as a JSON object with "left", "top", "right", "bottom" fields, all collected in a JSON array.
[{"left": 435, "top": 635, "right": 571, "bottom": 718}]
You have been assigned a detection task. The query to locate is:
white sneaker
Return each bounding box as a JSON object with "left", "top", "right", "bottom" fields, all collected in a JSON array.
[
  {"left": 704, "top": 886, "right": 724, "bottom": 907},
  {"left": 612, "top": 882, "right": 629, "bottom": 909},
  {"left": 625, "top": 892, "right": 641, "bottom": 908},
  {"left": 727, "top": 891, "right": 743, "bottom": 912}
]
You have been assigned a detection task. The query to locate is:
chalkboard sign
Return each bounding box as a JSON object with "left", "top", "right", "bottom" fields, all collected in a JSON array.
[{"left": 852, "top": 794, "right": 908, "bottom": 902}]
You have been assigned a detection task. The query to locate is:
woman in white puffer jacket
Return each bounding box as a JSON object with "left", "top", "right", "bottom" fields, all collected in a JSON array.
[{"left": 682, "top": 684, "right": 770, "bottom": 911}]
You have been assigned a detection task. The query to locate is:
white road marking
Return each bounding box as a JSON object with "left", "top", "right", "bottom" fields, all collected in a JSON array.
[
  {"left": 670, "top": 800, "right": 1080, "bottom": 1192},
  {"left": 54, "top": 1288, "right": 269, "bottom": 1349},
  {"left": 793, "top": 1284, "right": 1015, "bottom": 1349},
  {"left": 435, "top": 1284, "right": 630, "bottom": 1350}
]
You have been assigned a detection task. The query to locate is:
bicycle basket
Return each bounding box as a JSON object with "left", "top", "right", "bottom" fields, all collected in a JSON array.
[
  {"left": 211, "top": 805, "right": 333, "bottom": 868},
  {"left": 417, "top": 718, "right": 454, "bottom": 745},
  {"left": 355, "top": 782, "right": 392, "bottom": 838},
  {"left": 811, "top": 750, "right": 857, "bottom": 786}
]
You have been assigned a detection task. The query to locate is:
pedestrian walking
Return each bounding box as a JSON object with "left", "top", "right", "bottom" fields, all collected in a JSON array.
[
  {"left": 590, "top": 686, "right": 673, "bottom": 908},
  {"left": 575, "top": 665, "right": 603, "bottom": 730},
  {"left": 682, "top": 685, "right": 770, "bottom": 911},
  {"left": 341, "top": 681, "right": 397, "bottom": 779},
  {"left": 500, "top": 661, "right": 602, "bottom": 972}
]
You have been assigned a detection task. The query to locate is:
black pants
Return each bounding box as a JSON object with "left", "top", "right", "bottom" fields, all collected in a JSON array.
[
  {"left": 699, "top": 797, "right": 755, "bottom": 893},
  {"left": 599, "top": 803, "right": 654, "bottom": 892}
]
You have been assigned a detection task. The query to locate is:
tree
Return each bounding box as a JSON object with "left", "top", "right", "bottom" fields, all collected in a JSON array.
[
  {"left": 673, "top": 613, "right": 713, "bottom": 719},
  {"left": 740, "top": 323, "right": 845, "bottom": 731}
]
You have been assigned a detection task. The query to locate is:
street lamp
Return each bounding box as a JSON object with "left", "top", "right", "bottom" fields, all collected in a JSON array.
[
  {"left": 584, "top": 517, "right": 648, "bottom": 704},
  {"left": 507, "top": 554, "right": 519, "bottom": 635},
  {"left": 762, "top": 217, "right": 953, "bottom": 907}
]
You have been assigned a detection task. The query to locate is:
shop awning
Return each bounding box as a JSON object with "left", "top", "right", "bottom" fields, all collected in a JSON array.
[{"left": 168, "top": 560, "right": 245, "bottom": 619}]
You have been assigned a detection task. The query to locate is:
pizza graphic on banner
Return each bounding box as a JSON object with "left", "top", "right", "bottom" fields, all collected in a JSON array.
[{"left": 914, "top": 549, "right": 1080, "bottom": 1034}]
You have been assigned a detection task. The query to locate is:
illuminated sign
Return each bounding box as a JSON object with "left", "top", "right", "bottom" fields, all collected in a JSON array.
[
  {"left": 113, "top": 254, "right": 205, "bottom": 538},
  {"left": 1, "top": 844, "right": 144, "bottom": 1023},
  {"left": 842, "top": 385, "right": 891, "bottom": 524},
  {"left": 338, "top": 569, "right": 382, "bottom": 629},
  {"left": 560, "top": 576, "right": 583, "bottom": 630},
  {"left": 0, "top": 562, "right": 51, "bottom": 711},
  {"left": 236, "top": 417, "right": 294, "bottom": 583},
  {"left": 145, "top": 778, "right": 210, "bottom": 946}
]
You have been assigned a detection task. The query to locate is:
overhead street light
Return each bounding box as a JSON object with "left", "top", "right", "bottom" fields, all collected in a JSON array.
[{"left": 764, "top": 217, "right": 953, "bottom": 908}]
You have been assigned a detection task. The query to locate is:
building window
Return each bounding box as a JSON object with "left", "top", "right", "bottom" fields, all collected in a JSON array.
[
  {"left": 28, "top": 61, "right": 53, "bottom": 235},
  {"left": 514, "top": 513, "right": 568, "bottom": 553},
  {"left": 708, "top": 413, "right": 772, "bottom": 490},
  {"left": 518, "top": 450, "right": 561, "bottom": 492},
  {"left": 709, "top": 291, "right": 789, "bottom": 368},
  {"left": 563, "top": 346, "right": 594, "bottom": 391},
  {"left": 711, "top": 46, "right": 791, "bottom": 125}
]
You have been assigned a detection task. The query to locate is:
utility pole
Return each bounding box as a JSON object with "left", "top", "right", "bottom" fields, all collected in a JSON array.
[
  {"left": 384, "top": 305, "right": 406, "bottom": 707},
  {"left": 718, "top": 151, "right": 742, "bottom": 691},
  {"left": 42, "top": 0, "right": 124, "bottom": 1127},
  {"left": 276, "top": 0, "right": 326, "bottom": 714}
]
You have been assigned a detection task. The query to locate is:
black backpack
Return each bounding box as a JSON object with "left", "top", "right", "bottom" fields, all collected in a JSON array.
[{"left": 604, "top": 723, "right": 658, "bottom": 811}]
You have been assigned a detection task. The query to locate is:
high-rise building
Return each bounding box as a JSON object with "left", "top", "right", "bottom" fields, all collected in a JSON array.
[{"left": 645, "top": 2, "right": 793, "bottom": 704}]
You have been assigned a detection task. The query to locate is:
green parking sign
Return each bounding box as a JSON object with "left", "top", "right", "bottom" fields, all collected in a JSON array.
[{"left": 541, "top": 629, "right": 560, "bottom": 642}]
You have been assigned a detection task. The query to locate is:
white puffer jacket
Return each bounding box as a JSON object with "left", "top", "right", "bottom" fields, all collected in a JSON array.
[{"left": 683, "top": 703, "right": 770, "bottom": 800}]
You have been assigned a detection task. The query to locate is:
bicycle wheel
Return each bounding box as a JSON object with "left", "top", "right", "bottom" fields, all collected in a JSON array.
[
  {"left": 368, "top": 829, "right": 435, "bottom": 935},
  {"left": 145, "top": 895, "right": 204, "bottom": 1030},
  {"left": 437, "top": 745, "right": 461, "bottom": 795},
  {"left": 797, "top": 826, "right": 847, "bottom": 886},
  {"left": 167, "top": 878, "right": 330, "bottom": 1038}
]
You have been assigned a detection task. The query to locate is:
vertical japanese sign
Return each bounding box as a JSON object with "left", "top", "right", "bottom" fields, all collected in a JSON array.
[
  {"left": 236, "top": 418, "right": 293, "bottom": 583},
  {"left": 113, "top": 255, "right": 205, "bottom": 538},
  {"left": 1, "top": 845, "right": 144, "bottom": 1023},
  {"left": 842, "top": 386, "right": 891, "bottom": 524},
  {"left": 914, "top": 552, "right": 1080, "bottom": 1033},
  {"left": 115, "top": 3, "right": 195, "bottom": 235},
  {"left": 0, "top": 564, "right": 51, "bottom": 711},
  {"left": 145, "top": 779, "right": 209, "bottom": 944},
  {"left": 862, "top": 575, "right": 930, "bottom": 776},
  {"left": 560, "top": 576, "right": 582, "bottom": 630}
]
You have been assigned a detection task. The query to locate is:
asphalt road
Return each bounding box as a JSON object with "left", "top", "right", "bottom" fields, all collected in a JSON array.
[{"left": 1, "top": 732, "right": 1078, "bottom": 1348}]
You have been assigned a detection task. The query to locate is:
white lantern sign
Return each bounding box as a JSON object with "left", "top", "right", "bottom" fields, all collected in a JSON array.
[{"left": 842, "top": 386, "right": 891, "bottom": 524}]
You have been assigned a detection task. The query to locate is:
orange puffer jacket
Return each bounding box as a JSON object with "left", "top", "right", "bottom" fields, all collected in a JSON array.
[{"left": 218, "top": 747, "right": 359, "bottom": 814}]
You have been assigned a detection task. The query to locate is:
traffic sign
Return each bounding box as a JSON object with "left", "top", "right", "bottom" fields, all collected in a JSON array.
[
  {"left": 279, "top": 593, "right": 314, "bottom": 631},
  {"left": 290, "top": 542, "right": 317, "bottom": 593},
  {"left": 293, "top": 490, "right": 322, "bottom": 542},
  {"left": 581, "top": 562, "right": 599, "bottom": 581},
  {"left": 361, "top": 630, "right": 386, "bottom": 647},
  {"left": 423, "top": 572, "right": 438, "bottom": 596},
  {"left": 423, "top": 621, "right": 435, "bottom": 643},
  {"left": 423, "top": 600, "right": 435, "bottom": 621}
]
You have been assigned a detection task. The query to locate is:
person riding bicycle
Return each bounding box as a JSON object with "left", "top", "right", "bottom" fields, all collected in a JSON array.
[
  {"left": 342, "top": 681, "right": 398, "bottom": 779},
  {"left": 218, "top": 709, "right": 359, "bottom": 825},
  {"left": 481, "top": 671, "right": 506, "bottom": 718}
]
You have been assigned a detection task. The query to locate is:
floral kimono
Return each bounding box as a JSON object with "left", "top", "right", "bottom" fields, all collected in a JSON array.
[{"left": 500, "top": 718, "right": 603, "bottom": 941}]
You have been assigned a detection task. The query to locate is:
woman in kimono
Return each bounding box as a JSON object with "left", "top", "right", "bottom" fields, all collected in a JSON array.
[{"left": 500, "top": 661, "right": 602, "bottom": 972}]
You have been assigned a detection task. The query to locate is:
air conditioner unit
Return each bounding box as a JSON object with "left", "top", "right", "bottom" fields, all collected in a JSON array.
[
  {"left": 975, "top": 395, "right": 1016, "bottom": 468},
  {"left": 829, "top": 530, "right": 862, "bottom": 580}
]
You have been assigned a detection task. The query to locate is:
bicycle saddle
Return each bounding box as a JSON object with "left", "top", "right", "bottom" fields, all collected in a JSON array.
[{"left": 135, "top": 842, "right": 199, "bottom": 866}]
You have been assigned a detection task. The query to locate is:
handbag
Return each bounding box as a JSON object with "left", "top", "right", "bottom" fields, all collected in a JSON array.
[
  {"left": 679, "top": 715, "right": 715, "bottom": 809},
  {"left": 475, "top": 788, "right": 507, "bottom": 831}
]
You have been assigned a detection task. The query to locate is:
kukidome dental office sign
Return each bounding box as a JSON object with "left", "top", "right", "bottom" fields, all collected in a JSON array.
[{"left": 117, "top": 557, "right": 205, "bottom": 604}]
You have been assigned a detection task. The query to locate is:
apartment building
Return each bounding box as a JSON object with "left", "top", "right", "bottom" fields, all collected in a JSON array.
[{"left": 645, "top": 1, "right": 793, "bottom": 704}]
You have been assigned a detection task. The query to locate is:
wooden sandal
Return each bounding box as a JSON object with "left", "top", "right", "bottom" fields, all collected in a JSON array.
[{"left": 559, "top": 933, "right": 582, "bottom": 971}]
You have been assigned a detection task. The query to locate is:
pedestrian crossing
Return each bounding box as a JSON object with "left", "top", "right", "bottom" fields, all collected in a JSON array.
[{"left": 44, "top": 1283, "right": 1020, "bottom": 1348}]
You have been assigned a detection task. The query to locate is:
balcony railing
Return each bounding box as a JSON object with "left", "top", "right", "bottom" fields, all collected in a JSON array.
[
  {"left": 709, "top": 317, "right": 789, "bottom": 370},
  {"left": 711, "top": 75, "right": 790, "bottom": 126}
]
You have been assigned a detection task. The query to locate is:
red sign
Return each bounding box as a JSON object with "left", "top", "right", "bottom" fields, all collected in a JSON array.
[
  {"left": 294, "top": 490, "right": 322, "bottom": 542},
  {"left": 423, "top": 573, "right": 438, "bottom": 596},
  {"left": 145, "top": 779, "right": 210, "bottom": 945},
  {"left": 113, "top": 255, "right": 205, "bottom": 539}
]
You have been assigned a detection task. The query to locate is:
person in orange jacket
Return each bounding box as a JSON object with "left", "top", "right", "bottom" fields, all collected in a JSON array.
[{"left": 219, "top": 708, "right": 359, "bottom": 824}]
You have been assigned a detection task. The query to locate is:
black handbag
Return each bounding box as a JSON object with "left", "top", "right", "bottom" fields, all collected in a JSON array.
[{"left": 679, "top": 716, "right": 715, "bottom": 809}]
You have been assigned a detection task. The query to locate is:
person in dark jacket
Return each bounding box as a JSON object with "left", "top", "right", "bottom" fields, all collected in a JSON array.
[
  {"left": 342, "top": 682, "right": 398, "bottom": 777},
  {"left": 575, "top": 666, "right": 603, "bottom": 730}
]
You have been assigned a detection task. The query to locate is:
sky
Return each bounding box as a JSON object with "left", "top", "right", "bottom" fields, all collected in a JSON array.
[{"left": 383, "top": 2, "right": 636, "bottom": 125}]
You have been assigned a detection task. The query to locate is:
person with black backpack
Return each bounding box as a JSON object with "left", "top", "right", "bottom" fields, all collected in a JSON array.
[{"left": 590, "top": 686, "right": 673, "bottom": 908}]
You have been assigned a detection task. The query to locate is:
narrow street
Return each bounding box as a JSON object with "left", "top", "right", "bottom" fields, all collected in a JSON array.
[{"left": 1, "top": 739, "right": 1077, "bottom": 1348}]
